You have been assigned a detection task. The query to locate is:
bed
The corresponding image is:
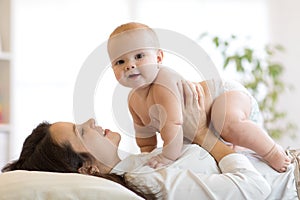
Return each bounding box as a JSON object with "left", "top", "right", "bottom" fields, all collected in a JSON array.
[
  {"left": 1, "top": 149, "right": 298, "bottom": 199},
  {"left": 0, "top": 170, "right": 143, "bottom": 200}
]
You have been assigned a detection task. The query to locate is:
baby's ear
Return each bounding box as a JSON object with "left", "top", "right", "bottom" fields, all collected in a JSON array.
[
  {"left": 157, "top": 49, "right": 164, "bottom": 63},
  {"left": 78, "top": 163, "right": 100, "bottom": 175}
]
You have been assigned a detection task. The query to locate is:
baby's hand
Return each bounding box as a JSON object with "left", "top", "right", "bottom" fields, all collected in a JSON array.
[{"left": 147, "top": 153, "right": 174, "bottom": 169}]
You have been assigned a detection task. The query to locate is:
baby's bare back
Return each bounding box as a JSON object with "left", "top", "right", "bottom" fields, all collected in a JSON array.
[{"left": 129, "top": 67, "right": 217, "bottom": 135}]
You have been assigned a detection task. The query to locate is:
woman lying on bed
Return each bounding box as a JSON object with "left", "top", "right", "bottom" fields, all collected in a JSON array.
[{"left": 1, "top": 82, "right": 298, "bottom": 199}]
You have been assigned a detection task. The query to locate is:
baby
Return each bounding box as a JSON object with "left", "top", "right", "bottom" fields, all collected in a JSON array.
[{"left": 107, "top": 22, "right": 290, "bottom": 171}]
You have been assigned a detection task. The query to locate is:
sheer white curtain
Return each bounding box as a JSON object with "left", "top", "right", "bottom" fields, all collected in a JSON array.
[
  {"left": 10, "top": 0, "right": 133, "bottom": 158},
  {"left": 9, "top": 0, "right": 269, "bottom": 160}
]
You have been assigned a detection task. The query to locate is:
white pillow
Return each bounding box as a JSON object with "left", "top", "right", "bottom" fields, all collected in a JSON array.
[{"left": 0, "top": 170, "right": 143, "bottom": 200}]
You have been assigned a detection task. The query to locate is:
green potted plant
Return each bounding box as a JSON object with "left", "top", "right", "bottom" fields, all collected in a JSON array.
[{"left": 198, "top": 34, "right": 297, "bottom": 139}]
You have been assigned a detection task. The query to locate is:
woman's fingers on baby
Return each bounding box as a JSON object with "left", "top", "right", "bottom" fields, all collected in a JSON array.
[
  {"left": 178, "top": 81, "right": 186, "bottom": 110},
  {"left": 195, "top": 83, "right": 204, "bottom": 109},
  {"left": 186, "top": 81, "right": 200, "bottom": 107},
  {"left": 177, "top": 81, "right": 184, "bottom": 105},
  {"left": 182, "top": 80, "right": 193, "bottom": 107},
  {"left": 181, "top": 81, "right": 205, "bottom": 112},
  {"left": 190, "top": 82, "right": 199, "bottom": 104}
]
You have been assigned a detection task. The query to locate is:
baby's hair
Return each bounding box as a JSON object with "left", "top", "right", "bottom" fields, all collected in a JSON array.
[
  {"left": 109, "top": 22, "right": 151, "bottom": 38},
  {"left": 108, "top": 22, "right": 160, "bottom": 59}
]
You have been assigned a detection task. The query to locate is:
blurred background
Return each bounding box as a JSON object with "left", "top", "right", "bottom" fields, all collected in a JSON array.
[{"left": 0, "top": 0, "right": 299, "bottom": 168}]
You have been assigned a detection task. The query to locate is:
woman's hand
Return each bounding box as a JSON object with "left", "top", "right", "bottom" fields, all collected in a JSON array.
[
  {"left": 179, "top": 81, "right": 221, "bottom": 154},
  {"left": 178, "top": 81, "right": 207, "bottom": 143}
]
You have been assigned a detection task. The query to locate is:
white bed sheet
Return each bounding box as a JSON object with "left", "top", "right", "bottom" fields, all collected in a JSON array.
[{"left": 0, "top": 170, "right": 143, "bottom": 200}]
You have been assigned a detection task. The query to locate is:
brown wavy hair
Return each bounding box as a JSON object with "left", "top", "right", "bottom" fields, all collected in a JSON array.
[{"left": 2, "top": 122, "right": 158, "bottom": 199}]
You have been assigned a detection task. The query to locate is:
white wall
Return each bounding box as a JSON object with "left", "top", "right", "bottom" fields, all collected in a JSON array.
[
  {"left": 9, "top": 0, "right": 136, "bottom": 159},
  {"left": 6, "top": 0, "right": 300, "bottom": 163},
  {"left": 267, "top": 0, "right": 300, "bottom": 148}
]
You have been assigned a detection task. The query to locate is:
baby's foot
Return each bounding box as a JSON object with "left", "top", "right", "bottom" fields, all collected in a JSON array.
[{"left": 263, "top": 144, "right": 291, "bottom": 172}]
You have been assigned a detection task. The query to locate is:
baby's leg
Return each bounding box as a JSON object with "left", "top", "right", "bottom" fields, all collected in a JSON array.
[{"left": 211, "top": 91, "right": 290, "bottom": 172}]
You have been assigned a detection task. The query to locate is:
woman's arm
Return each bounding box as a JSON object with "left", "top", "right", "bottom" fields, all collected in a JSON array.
[
  {"left": 173, "top": 81, "right": 271, "bottom": 198},
  {"left": 194, "top": 128, "right": 235, "bottom": 163},
  {"left": 180, "top": 80, "right": 235, "bottom": 162}
]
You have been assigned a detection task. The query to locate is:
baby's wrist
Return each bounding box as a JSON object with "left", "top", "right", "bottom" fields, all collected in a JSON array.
[{"left": 161, "top": 152, "right": 178, "bottom": 161}]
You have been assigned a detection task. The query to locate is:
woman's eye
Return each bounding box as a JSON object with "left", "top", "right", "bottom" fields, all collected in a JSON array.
[
  {"left": 115, "top": 60, "right": 124, "bottom": 65},
  {"left": 80, "top": 128, "right": 85, "bottom": 136},
  {"left": 135, "top": 53, "right": 144, "bottom": 60}
]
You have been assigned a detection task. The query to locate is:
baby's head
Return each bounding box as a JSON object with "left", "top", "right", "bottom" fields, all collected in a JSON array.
[
  {"left": 108, "top": 22, "right": 163, "bottom": 88},
  {"left": 109, "top": 22, "right": 155, "bottom": 39},
  {"left": 108, "top": 22, "right": 159, "bottom": 61}
]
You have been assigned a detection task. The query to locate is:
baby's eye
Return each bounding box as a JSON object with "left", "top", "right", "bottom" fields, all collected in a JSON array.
[
  {"left": 115, "top": 60, "right": 124, "bottom": 65},
  {"left": 135, "top": 53, "right": 145, "bottom": 60}
]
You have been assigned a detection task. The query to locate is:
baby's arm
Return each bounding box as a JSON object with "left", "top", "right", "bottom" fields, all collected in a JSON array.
[
  {"left": 129, "top": 105, "right": 158, "bottom": 153},
  {"left": 136, "top": 134, "right": 157, "bottom": 153},
  {"left": 147, "top": 84, "right": 183, "bottom": 168}
]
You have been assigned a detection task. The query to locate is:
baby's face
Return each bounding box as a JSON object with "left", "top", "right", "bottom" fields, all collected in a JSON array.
[{"left": 111, "top": 49, "right": 163, "bottom": 88}]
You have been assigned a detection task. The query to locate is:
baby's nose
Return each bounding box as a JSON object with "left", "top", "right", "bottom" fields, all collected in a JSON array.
[
  {"left": 125, "top": 59, "right": 136, "bottom": 70},
  {"left": 125, "top": 65, "right": 136, "bottom": 71}
]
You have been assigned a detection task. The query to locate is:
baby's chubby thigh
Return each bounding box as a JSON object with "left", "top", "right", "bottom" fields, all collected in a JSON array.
[{"left": 210, "top": 91, "right": 252, "bottom": 139}]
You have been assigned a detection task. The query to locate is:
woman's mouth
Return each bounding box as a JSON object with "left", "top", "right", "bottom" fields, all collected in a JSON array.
[
  {"left": 95, "top": 126, "right": 106, "bottom": 136},
  {"left": 104, "top": 129, "right": 111, "bottom": 136}
]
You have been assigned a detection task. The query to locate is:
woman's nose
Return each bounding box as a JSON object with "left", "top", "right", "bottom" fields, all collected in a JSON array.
[{"left": 86, "top": 118, "right": 95, "bottom": 127}]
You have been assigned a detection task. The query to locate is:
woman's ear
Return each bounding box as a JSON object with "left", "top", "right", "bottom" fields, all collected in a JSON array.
[
  {"left": 78, "top": 161, "right": 100, "bottom": 175},
  {"left": 157, "top": 49, "right": 164, "bottom": 64}
]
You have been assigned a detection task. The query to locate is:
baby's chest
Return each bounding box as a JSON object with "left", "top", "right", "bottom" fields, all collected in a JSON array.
[{"left": 132, "top": 102, "right": 162, "bottom": 128}]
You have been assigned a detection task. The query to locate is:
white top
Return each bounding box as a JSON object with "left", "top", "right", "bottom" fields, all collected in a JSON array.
[
  {"left": 241, "top": 150, "right": 298, "bottom": 200},
  {"left": 111, "top": 144, "right": 297, "bottom": 199}
]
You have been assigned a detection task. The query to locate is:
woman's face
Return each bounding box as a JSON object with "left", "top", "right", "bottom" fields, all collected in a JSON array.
[{"left": 50, "top": 118, "right": 121, "bottom": 166}]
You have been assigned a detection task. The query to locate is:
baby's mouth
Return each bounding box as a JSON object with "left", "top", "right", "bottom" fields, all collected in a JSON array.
[{"left": 128, "top": 73, "right": 141, "bottom": 79}]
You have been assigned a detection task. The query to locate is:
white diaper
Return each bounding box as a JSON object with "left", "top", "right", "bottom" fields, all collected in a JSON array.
[{"left": 211, "top": 79, "right": 263, "bottom": 126}]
